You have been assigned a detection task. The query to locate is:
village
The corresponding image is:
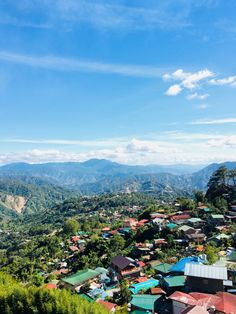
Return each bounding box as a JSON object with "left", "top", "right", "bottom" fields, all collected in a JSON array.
[{"left": 39, "top": 199, "right": 236, "bottom": 314}]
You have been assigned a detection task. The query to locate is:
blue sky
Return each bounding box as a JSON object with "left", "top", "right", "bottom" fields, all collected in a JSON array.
[{"left": 0, "top": 0, "right": 236, "bottom": 165}]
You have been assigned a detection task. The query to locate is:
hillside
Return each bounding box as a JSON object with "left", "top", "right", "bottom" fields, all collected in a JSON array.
[
  {"left": 0, "top": 160, "right": 235, "bottom": 214},
  {"left": 0, "top": 177, "right": 74, "bottom": 217}
]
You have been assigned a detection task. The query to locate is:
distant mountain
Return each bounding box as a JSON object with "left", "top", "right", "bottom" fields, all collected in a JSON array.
[
  {"left": 0, "top": 160, "right": 235, "bottom": 212},
  {"left": 0, "top": 159, "right": 202, "bottom": 187}
]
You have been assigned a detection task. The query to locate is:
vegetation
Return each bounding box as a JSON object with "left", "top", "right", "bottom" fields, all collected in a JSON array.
[{"left": 0, "top": 272, "right": 108, "bottom": 314}]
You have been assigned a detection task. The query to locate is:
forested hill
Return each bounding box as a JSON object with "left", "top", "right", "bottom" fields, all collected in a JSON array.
[
  {"left": 0, "top": 159, "right": 202, "bottom": 187},
  {"left": 0, "top": 160, "right": 236, "bottom": 217},
  {"left": 0, "top": 159, "right": 235, "bottom": 191},
  {"left": 0, "top": 176, "right": 74, "bottom": 217}
]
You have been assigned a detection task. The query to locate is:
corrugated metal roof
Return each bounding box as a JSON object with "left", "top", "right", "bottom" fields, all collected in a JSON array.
[{"left": 184, "top": 263, "right": 228, "bottom": 280}]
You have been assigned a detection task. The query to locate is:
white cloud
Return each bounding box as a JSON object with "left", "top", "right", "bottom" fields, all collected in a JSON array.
[
  {"left": 190, "top": 118, "right": 236, "bottom": 125},
  {"left": 207, "top": 135, "right": 236, "bottom": 147},
  {"left": 165, "top": 84, "right": 182, "bottom": 96},
  {"left": 0, "top": 51, "right": 163, "bottom": 78},
  {"left": 209, "top": 76, "right": 236, "bottom": 87},
  {"left": 187, "top": 92, "right": 209, "bottom": 100},
  {"left": 1, "top": 134, "right": 236, "bottom": 166},
  {"left": 163, "top": 68, "right": 214, "bottom": 96}
]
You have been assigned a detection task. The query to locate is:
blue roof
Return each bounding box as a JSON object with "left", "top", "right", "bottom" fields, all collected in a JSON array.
[
  {"left": 88, "top": 288, "right": 108, "bottom": 300},
  {"left": 129, "top": 279, "right": 159, "bottom": 294},
  {"left": 170, "top": 256, "right": 205, "bottom": 273}
]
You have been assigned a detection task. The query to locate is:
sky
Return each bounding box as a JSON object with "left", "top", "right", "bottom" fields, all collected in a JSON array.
[{"left": 0, "top": 0, "right": 236, "bottom": 165}]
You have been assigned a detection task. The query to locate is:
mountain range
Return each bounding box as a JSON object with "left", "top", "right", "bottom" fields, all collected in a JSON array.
[{"left": 0, "top": 159, "right": 235, "bottom": 215}]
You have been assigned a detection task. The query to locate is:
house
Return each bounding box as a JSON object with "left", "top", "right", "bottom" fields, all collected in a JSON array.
[
  {"left": 169, "top": 291, "right": 221, "bottom": 314},
  {"left": 167, "top": 223, "right": 178, "bottom": 231},
  {"left": 215, "top": 292, "right": 236, "bottom": 314},
  {"left": 169, "top": 256, "right": 205, "bottom": 274},
  {"left": 209, "top": 214, "right": 225, "bottom": 225},
  {"left": 96, "top": 300, "right": 117, "bottom": 313},
  {"left": 129, "top": 279, "right": 159, "bottom": 294},
  {"left": 123, "top": 218, "right": 138, "bottom": 228},
  {"left": 178, "top": 225, "right": 196, "bottom": 233},
  {"left": 153, "top": 262, "right": 172, "bottom": 275},
  {"left": 130, "top": 294, "right": 164, "bottom": 313},
  {"left": 184, "top": 263, "right": 230, "bottom": 293},
  {"left": 163, "top": 276, "right": 186, "bottom": 291},
  {"left": 169, "top": 291, "right": 236, "bottom": 314},
  {"left": 188, "top": 218, "right": 203, "bottom": 228},
  {"left": 208, "top": 233, "right": 231, "bottom": 245},
  {"left": 110, "top": 256, "right": 141, "bottom": 280},
  {"left": 61, "top": 269, "right": 100, "bottom": 291},
  {"left": 186, "top": 232, "right": 206, "bottom": 244},
  {"left": 171, "top": 215, "right": 191, "bottom": 224}
]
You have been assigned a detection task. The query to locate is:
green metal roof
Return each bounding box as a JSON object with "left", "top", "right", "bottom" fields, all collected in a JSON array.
[
  {"left": 164, "top": 276, "right": 186, "bottom": 287},
  {"left": 62, "top": 269, "right": 100, "bottom": 286},
  {"left": 211, "top": 214, "right": 224, "bottom": 219},
  {"left": 188, "top": 218, "right": 202, "bottom": 223},
  {"left": 209, "top": 233, "right": 230, "bottom": 241},
  {"left": 131, "top": 294, "right": 161, "bottom": 311},
  {"left": 78, "top": 293, "right": 94, "bottom": 302},
  {"left": 153, "top": 263, "right": 172, "bottom": 273},
  {"left": 167, "top": 223, "right": 177, "bottom": 229},
  {"left": 178, "top": 225, "right": 194, "bottom": 232},
  {"left": 203, "top": 208, "right": 212, "bottom": 212}
]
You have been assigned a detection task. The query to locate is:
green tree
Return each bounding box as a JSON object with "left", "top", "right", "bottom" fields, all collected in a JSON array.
[
  {"left": 63, "top": 219, "right": 79, "bottom": 235},
  {"left": 205, "top": 244, "right": 218, "bottom": 264}
]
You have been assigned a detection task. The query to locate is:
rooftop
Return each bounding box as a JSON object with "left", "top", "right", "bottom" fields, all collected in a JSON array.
[
  {"left": 130, "top": 279, "right": 159, "bottom": 294},
  {"left": 184, "top": 263, "right": 228, "bottom": 280},
  {"left": 130, "top": 294, "right": 162, "bottom": 311},
  {"left": 164, "top": 275, "right": 186, "bottom": 287},
  {"left": 170, "top": 256, "right": 205, "bottom": 273},
  {"left": 62, "top": 269, "right": 100, "bottom": 287},
  {"left": 153, "top": 263, "right": 172, "bottom": 274}
]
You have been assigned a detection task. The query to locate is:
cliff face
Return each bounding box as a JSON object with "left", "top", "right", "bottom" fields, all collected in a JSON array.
[{"left": 0, "top": 194, "right": 27, "bottom": 213}]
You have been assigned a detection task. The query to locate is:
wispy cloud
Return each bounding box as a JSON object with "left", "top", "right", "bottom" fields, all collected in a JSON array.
[
  {"left": 2, "top": 138, "right": 125, "bottom": 147},
  {"left": 0, "top": 51, "right": 163, "bottom": 78},
  {"left": 209, "top": 76, "right": 236, "bottom": 87},
  {"left": 187, "top": 92, "right": 209, "bottom": 100},
  {"left": 2, "top": 0, "right": 210, "bottom": 32},
  {"left": 163, "top": 68, "right": 214, "bottom": 97},
  {"left": 190, "top": 118, "right": 236, "bottom": 125}
]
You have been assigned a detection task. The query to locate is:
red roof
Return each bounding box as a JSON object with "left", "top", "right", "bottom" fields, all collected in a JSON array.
[
  {"left": 216, "top": 292, "right": 236, "bottom": 314},
  {"left": 69, "top": 245, "right": 79, "bottom": 252},
  {"left": 139, "top": 219, "right": 149, "bottom": 224},
  {"left": 151, "top": 287, "right": 166, "bottom": 295},
  {"left": 110, "top": 230, "right": 118, "bottom": 235},
  {"left": 44, "top": 283, "right": 57, "bottom": 289},
  {"left": 136, "top": 276, "right": 147, "bottom": 283},
  {"left": 169, "top": 291, "right": 197, "bottom": 305},
  {"left": 170, "top": 291, "right": 223, "bottom": 309},
  {"left": 137, "top": 261, "right": 145, "bottom": 267},
  {"left": 97, "top": 300, "right": 117, "bottom": 312},
  {"left": 71, "top": 236, "right": 80, "bottom": 242},
  {"left": 181, "top": 305, "right": 208, "bottom": 314},
  {"left": 171, "top": 214, "right": 190, "bottom": 221}
]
